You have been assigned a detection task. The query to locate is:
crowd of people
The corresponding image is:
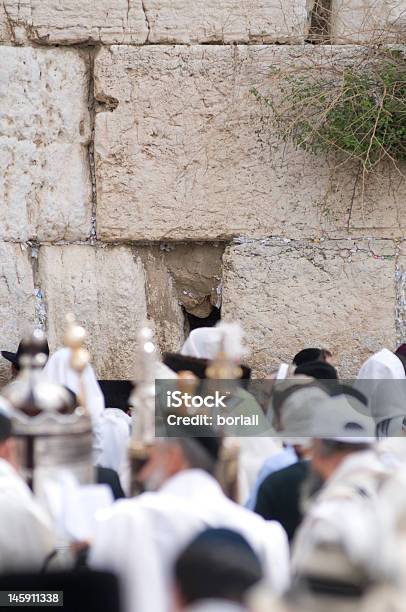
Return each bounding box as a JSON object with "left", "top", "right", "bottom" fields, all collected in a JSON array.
[{"left": 1, "top": 321, "right": 406, "bottom": 612}]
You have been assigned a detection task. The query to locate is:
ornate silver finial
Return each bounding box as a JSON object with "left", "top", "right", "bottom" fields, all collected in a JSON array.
[
  {"left": 128, "top": 322, "right": 159, "bottom": 495},
  {"left": 64, "top": 313, "right": 90, "bottom": 374},
  {"left": 130, "top": 322, "right": 157, "bottom": 445},
  {"left": 64, "top": 313, "right": 90, "bottom": 410}
]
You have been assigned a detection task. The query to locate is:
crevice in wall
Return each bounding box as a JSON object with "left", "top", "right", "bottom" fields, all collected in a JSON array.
[
  {"left": 85, "top": 47, "right": 98, "bottom": 244},
  {"left": 94, "top": 92, "right": 119, "bottom": 113},
  {"left": 141, "top": 0, "right": 151, "bottom": 43},
  {"left": 28, "top": 242, "right": 47, "bottom": 331},
  {"left": 186, "top": 306, "right": 221, "bottom": 331},
  {"left": 307, "top": 0, "right": 332, "bottom": 43},
  {"left": 137, "top": 242, "right": 225, "bottom": 353}
]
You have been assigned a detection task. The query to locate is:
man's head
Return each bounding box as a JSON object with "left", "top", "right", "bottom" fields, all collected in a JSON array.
[
  {"left": 138, "top": 434, "right": 221, "bottom": 491},
  {"left": 270, "top": 380, "right": 329, "bottom": 457},
  {"left": 174, "top": 528, "right": 262, "bottom": 608},
  {"left": 311, "top": 438, "right": 371, "bottom": 482},
  {"left": 293, "top": 348, "right": 333, "bottom": 367},
  {"left": 2, "top": 333, "right": 50, "bottom": 379},
  {"left": 294, "top": 360, "right": 338, "bottom": 381},
  {"left": 0, "top": 412, "right": 17, "bottom": 470}
]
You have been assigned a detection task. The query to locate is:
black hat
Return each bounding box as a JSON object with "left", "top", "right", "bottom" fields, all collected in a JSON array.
[
  {"left": 163, "top": 353, "right": 252, "bottom": 380},
  {"left": 98, "top": 380, "right": 134, "bottom": 411},
  {"left": 2, "top": 337, "right": 50, "bottom": 371}
]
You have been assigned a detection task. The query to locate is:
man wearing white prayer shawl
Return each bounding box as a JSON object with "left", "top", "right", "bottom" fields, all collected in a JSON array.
[
  {"left": 44, "top": 347, "right": 105, "bottom": 426},
  {"left": 0, "top": 412, "right": 56, "bottom": 572},
  {"left": 88, "top": 436, "right": 290, "bottom": 612},
  {"left": 291, "top": 396, "right": 393, "bottom": 589},
  {"left": 356, "top": 348, "right": 406, "bottom": 435}
]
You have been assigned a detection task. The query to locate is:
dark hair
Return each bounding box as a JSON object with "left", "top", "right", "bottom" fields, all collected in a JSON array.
[
  {"left": 294, "top": 361, "right": 338, "bottom": 381},
  {"left": 175, "top": 528, "right": 262, "bottom": 605},
  {"left": 293, "top": 348, "right": 323, "bottom": 366},
  {"left": 395, "top": 351, "right": 406, "bottom": 376},
  {"left": 0, "top": 413, "right": 12, "bottom": 443},
  {"left": 174, "top": 437, "right": 220, "bottom": 475}
]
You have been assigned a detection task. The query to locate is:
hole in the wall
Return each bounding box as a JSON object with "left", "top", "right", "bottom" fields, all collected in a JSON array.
[
  {"left": 307, "top": 0, "right": 332, "bottom": 43},
  {"left": 185, "top": 306, "right": 221, "bottom": 332},
  {"left": 139, "top": 242, "right": 225, "bottom": 353}
]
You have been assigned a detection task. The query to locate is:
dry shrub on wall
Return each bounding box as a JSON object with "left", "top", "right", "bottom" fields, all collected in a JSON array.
[{"left": 252, "top": 46, "right": 406, "bottom": 200}]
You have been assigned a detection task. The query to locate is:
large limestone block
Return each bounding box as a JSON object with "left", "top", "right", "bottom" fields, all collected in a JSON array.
[
  {"left": 0, "top": 243, "right": 35, "bottom": 386},
  {"left": 95, "top": 45, "right": 406, "bottom": 242},
  {"left": 1, "top": 0, "right": 148, "bottom": 44},
  {"left": 331, "top": 0, "right": 406, "bottom": 43},
  {"left": 0, "top": 47, "right": 92, "bottom": 242},
  {"left": 143, "top": 0, "right": 311, "bottom": 43},
  {"left": 222, "top": 238, "right": 397, "bottom": 377},
  {"left": 39, "top": 245, "right": 148, "bottom": 379}
]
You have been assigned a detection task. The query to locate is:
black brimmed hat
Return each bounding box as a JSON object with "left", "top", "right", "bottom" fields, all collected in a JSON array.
[
  {"left": 163, "top": 352, "right": 252, "bottom": 380},
  {"left": 98, "top": 380, "right": 135, "bottom": 411},
  {"left": 2, "top": 337, "right": 50, "bottom": 370}
]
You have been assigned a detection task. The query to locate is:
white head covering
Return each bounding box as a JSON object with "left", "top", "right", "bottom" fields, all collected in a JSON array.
[
  {"left": 278, "top": 386, "right": 375, "bottom": 444},
  {"left": 43, "top": 347, "right": 104, "bottom": 426},
  {"left": 357, "top": 348, "right": 405, "bottom": 380},
  {"left": 277, "top": 385, "right": 330, "bottom": 445},
  {"left": 98, "top": 408, "right": 131, "bottom": 484},
  {"left": 181, "top": 327, "right": 221, "bottom": 359},
  {"left": 312, "top": 394, "right": 376, "bottom": 443},
  {"left": 356, "top": 349, "right": 406, "bottom": 427},
  {"left": 181, "top": 322, "right": 247, "bottom": 361}
]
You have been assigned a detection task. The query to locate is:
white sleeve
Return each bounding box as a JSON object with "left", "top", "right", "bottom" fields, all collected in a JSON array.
[
  {"left": 0, "top": 495, "right": 56, "bottom": 572},
  {"left": 88, "top": 502, "right": 168, "bottom": 612},
  {"left": 260, "top": 520, "right": 291, "bottom": 595}
]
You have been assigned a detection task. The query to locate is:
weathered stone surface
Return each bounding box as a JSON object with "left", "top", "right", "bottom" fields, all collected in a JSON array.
[
  {"left": 143, "top": 0, "right": 311, "bottom": 43},
  {"left": 0, "top": 4, "right": 13, "bottom": 41},
  {"left": 158, "top": 243, "right": 224, "bottom": 316},
  {"left": 222, "top": 238, "right": 397, "bottom": 377},
  {"left": 0, "top": 0, "right": 310, "bottom": 44},
  {"left": 139, "top": 248, "right": 185, "bottom": 354},
  {"left": 39, "top": 245, "right": 148, "bottom": 379},
  {"left": 1, "top": 0, "right": 148, "bottom": 44},
  {"left": 0, "top": 243, "right": 35, "bottom": 386},
  {"left": 95, "top": 45, "right": 406, "bottom": 242},
  {"left": 0, "top": 47, "right": 92, "bottom": 242},
  {"left": 331, "top": 0, "right": 406, "bottom": 43}
]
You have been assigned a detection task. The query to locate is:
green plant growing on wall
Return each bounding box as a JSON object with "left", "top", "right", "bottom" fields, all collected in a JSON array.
[{"left": 252, "top": 48, "right": 406, "bottom": 193}]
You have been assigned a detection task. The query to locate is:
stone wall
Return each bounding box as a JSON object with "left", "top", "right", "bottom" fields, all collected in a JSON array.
[{"left": 0, "top": 0, "right": 404, "bottom": 382}]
